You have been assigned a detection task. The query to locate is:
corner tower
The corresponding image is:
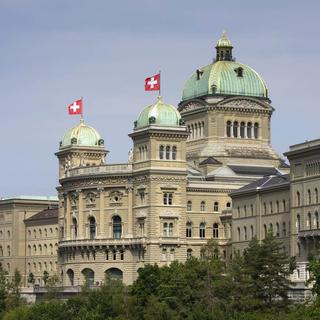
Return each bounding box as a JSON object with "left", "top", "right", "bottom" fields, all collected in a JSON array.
[
  {"left": 129, "top": 96, "right": 189, "bottom": 264},
  {"left": 179, "top": 32, "right": 283, "bottom": 171}
]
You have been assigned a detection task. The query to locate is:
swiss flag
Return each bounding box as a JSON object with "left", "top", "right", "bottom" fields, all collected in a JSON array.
[
  {"left": 68, "top": 98, "right": 82, "bottom": 115},
  {"left": 145, "top": 73, "right": 160, "bottom": 91}
]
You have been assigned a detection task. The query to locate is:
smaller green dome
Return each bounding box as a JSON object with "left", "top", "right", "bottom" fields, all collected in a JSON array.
[
  {"left": 60, "top": 119, "right": 104, "bottom": 148},
  {"left": 216, "top": 31, "right": 233, "bottom": 48},
  {"left": 135, "top": 96, "right": 182, "bottom": 129}
]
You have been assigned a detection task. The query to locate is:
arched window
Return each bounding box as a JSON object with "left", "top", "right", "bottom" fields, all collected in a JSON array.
[
  {"left": 67, "top": 269, "right": 75, "bottom": 286},
  {"left": 250, "top": 204, "right": 254, "bottom": 216},
  {"left": 72, "top": 218, "right": 78, "bottom": 238},
  {"left": 33, "top": 245, "right": 37, "bottom": 255},
  {"left": 269, "top": 223, "right": 273, "bottom": 235},
  {"left": 89, "top": 217, "right": 96, "bottom": 239},
  {"left": 27, "top": 245, "right": 31, "bottom": 256},
  {"left": 276, "top": 223, "right": 280, "bottom": 237},
  {"left": 296, "top": 214, "right": 301, "bottom": 232},
  {"left": 213, "top": 223, "right": 219, "bottom": 238},
  {"left": 233, "top": 121, "right": 238, "bottom": 138},
  {"left": 264, "top": 224, "right": 267, "bottom": 238},
  {"left": 308, "top": 189, "right": 312, "bottom": 205},
  {"left": 49, "top": 243, "right": 53, "bottom": 255},
  {"left": 263, "top": 203, "right": 267, "bottom": 214},
  {"left": 199, "top": 223, "right": 206, "bottom": 238},
  {"left": 247, "top": 122, "right": 252, "bottom": 139},
  {"left": 170, "top": 248, "right": 175, "bottom": 261},
  {"left": 315, "top": 212, "right": 319, "bottom": 229},
  {"left": 254, "top": 123, "right": 259, "bottom": 139},
  {"left": 308, "top": 212, "right": 312, "bottom": 230},
  {"left": 282, "top": 200, "right": 286, "bottom": 212},
  {"left": 315, "top": 188, "right": 319, "bottom": 204},
  {"left": 113, "top": 216, "right": 122, "bottom": 239},
  {"left": 186, "top": 223, "right": 192, "bottom": 238},
  {"left": 44, "top": 244, "right": 47, "bottom": 255},
  {"left": 82, "top": 268, "right": 94, "bottom": 286},
  {"left": 200, "top": 201, "right": 206, "bottom": 212},
  {"left": 226, "top": 121, "right": 232, "bottom": 137},
  {"left": 282, "top": 222, "right": 286, "bottom": 236},
  {"left": 7, "top": 246, "right": 10, "bottom": 257},
  {"left": 237, "top": 227, "right": 241, "bottom": 241},
  {"left": 159, "top": 145, "right": 164, "bottom": 159},
  {"left": 163, "top": 223, "right": 168, "bottom": 237},
  {"left": 187, "top": 249, "right": 192, "bottom": 259},
  {"left": 168, "top": 223, "right": 173, "bottom": 237},
  {"left": 39, "top": 244, "right": 42, "bottom": 255},
  {"left": 226, "top": 202, "right": 231, "bottom": 209},
  {"left": 165, "top": 146, "right": 170, "bottom": 160},
  {"left": 276, "top": 201, "right": 279, "bottom": 213},
  {"left": 213, "top": 202, "right": 219, "bottom": 212},
  {"left": 162, "top": 248, "right": 167, "bottom": 261},
  {"left": 172, "top": 146, "right": 177, "bottom": 160},
  {"left": 270, "top": 202, "right": 273, "bottom": 214},
  {"left": 187, "top": 201, "right": 192, "bottom": 211},
  {"left": 250, "top": 225, "right": 254, "bottom": 239},
  {"left": 244, "top": 226, "right": 247, "bottom": 240},
  {"left": 240, "top": 122, "right": 245, "bottom": 138}
]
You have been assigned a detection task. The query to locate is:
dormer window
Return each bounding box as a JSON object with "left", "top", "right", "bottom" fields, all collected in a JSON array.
[
  {"left": 196, "top": 69, "right": 204, "bottom": 80},
  {"left": 71, "top": 137, "right": 77, "bottom": 144},
  {"left": 234, "top": 67, "right": 243, "bottom": 77}
]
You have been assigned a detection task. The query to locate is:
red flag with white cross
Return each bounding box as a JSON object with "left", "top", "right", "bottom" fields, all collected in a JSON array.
[
  {"left": 145, "top": 73, "right": 160, "bottom": 91},
  {"left": 68, "top": 98, "right": 83, "bottom": 115}
]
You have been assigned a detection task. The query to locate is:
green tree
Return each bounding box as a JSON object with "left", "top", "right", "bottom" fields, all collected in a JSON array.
[
  {"left": 27, "top": 272, "right": 35, "bottom": 285},
  {"left": 5, "top": 269, "right": 25, "bottom": 310},
  {"left": 243, "top": 234, "right": 295, "bottom": 309},
  {"left": 42, "top": 271, "right": 49, "bottom": 285},
  {"left": 307, "top": 255, "right": 320, "bottom": 298}
]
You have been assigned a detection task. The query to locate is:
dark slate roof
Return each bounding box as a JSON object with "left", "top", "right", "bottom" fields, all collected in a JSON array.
[
  {"left": 228, "top": 165, "right": 279, "bottom": 176},
  {"left": 279, "top": 160, "right": 290, "bottom": 169},
  {"left": 231, "top": 174, "right": 289, "bottom": 196},
  {"left": 199, "top": 157, "right": 222, "bottom": 165},
  {"left": 25, "top": 208, "right": 58, "bottom": 222}
]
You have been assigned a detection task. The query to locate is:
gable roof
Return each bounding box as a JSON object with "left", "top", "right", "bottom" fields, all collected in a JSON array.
[
  {"left": 199, "top": 157, "right": 222, "bottom": 165},
  {"left": 228, "top": 165, "right": 280, "bottom": 176}
]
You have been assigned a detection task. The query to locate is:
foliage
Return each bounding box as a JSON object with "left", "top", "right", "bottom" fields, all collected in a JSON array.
[
  {"left": 27, "top": 272, "right": 35, "bottom": 284},
  {"left": 42, "top": 271, "right": 49, "bottom": 285}
]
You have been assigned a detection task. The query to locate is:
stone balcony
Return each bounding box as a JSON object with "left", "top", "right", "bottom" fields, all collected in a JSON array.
[
  {"left": 298, "top": 229, "right": 320, "bottom": 238},
  {"left": 59, "top": 237, "right": 146, "bottom": 249},
  {"left": 65, "top": 163, "right": 132, "bottom": 178}
]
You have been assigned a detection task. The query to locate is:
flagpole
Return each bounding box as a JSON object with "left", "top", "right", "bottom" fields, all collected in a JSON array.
[
  {"left": 81, "top": 96, "right": 83, "bottom": 121},
  {"left": 159, "top": 70, "right": 161, "bottom": 96}
]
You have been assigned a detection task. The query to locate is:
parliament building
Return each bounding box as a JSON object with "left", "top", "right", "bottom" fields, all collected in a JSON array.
[{"left": 0, "top": 33, "right": 316, "bottom": 293}]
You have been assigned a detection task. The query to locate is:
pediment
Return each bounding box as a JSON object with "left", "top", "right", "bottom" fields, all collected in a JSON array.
[{"left": 218, "top": 97, "right": 272, "bottom": 111}]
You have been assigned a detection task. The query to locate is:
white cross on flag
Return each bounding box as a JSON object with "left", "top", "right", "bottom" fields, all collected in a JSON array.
[
  {"left": 68, "top": 98, "right": 83, "bottom": 115},
  {"left": 145, "top": 73, "right": 160, "bottom": 91}
]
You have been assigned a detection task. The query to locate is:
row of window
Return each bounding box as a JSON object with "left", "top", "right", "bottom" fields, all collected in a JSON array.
[
  {"left": 138, "top": 145, "right": 148, "bottom": 160},
  {"left": 27, "top": 261, "right": 57, "bottom": 273},
  {"left": 159, "top": 145, "right": 177, "bottom": 160},
  {"left": 236, "top": 221, "right": 289, "bottom": 241},
  {"left": 296, "top": 189, "right": 319, "bottom": 207},
  {"left": 306, "top": 161, "right": 320, "bottom": 177},
  {"left": 187, "top": 121, "right": 205, "bottom": 140},
  {"left": 27, "top": 243, "right": 57, "bottom": 256},
  {"left": 236, "top": 200, "right": 287, "bottom": 217},
  {"left": 187, "top": 201, "right": 231, "bottom": 212},
  {"left": 71, "top": 215, "right": 122, "bottom": 240},
  {"left": 28, "top": 227, "right": 58, "bottom": 239},
  {"left": 162, "top": 223, "right": 220, "bottom": 239},
  {"left": 0, "top": 230, "right": 10, "bottom": 239},
  {"left": 296, "top": 211, "right": 320, "bottom": 231},
  {"left": 0, "top": 246, "right": 10, "bottom": 257},
  {"left": 226, "top": 121, "right": 259, "bottom": 139}
]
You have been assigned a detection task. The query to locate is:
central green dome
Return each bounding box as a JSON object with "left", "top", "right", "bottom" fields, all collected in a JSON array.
[
  {"left": 135, "top": 96, "right": 182, "bottom": 129},
  {"left": 182, "top": 33, "right": 268, "bottom": 101},
  {"left": 60, "top": 119, "right": 104, "bottom": 149}
]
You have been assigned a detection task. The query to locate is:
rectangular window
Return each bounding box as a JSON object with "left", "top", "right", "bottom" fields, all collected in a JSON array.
[{"left": 163, "top": 193, "right": 173, "bottom": 205}]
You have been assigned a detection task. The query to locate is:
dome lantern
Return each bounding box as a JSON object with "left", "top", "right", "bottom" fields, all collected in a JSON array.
[{"left": 215, "top": 31, "right": 233, "bottom": 62}]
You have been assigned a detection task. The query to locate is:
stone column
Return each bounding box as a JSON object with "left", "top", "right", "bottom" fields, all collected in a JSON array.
[
  {"left": 78, "top": 190, "right": 84, "bottom": 238},
  {"left": 127, "top": 185, "right": 133, "bottom": 238},
  {"left": 99, "top": 188, "right": 105, "bottom": 237},
  {"left": 66, "top": 193, "right": 71, "bottom": 240}
]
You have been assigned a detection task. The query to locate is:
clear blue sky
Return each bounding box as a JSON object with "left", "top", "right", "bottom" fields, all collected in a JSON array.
[{"left": 1, "top": 0, "right": 320, "bottom": 197}]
